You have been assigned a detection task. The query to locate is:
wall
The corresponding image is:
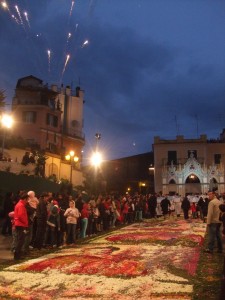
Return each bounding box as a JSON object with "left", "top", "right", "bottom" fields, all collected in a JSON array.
[{"left": 2, "top": 148, "right": 85, "bottom": 187}]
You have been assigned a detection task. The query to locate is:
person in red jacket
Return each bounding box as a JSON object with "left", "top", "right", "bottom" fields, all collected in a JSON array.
[
  {"left": 14, "top": 191, "right": 29, "bottom": 260},
  {"left": 79, "top": 203, "right": 90, "bottom": 238},
  {"left": 190, "top": 202, "right": 197, "bottom": 219}
]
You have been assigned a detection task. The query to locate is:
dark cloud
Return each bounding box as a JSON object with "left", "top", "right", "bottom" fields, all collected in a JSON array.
[{"left": 0, "top": 0, "right": 225, "bottom": 159}]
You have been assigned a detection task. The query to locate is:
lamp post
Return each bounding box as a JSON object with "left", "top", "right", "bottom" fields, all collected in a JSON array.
[
  {"left": 92, "top": 133, "right": 102, "bottom": 167},
  {"left": 90, "top": 150, "right": 103, "bottom": 194},
  {"left": 90, "top": 134, "right": 103, "bottom": 194},
  {"left": 95, "top": 133, "right": 101, "bottom": 151},
  {"left": 1, "top": 114, "right": 13, "bottom": 156},
  {"left": 65, "top": 150, "right": 79, "bottom": 184},
  {"left": 149, "top": 164, "right": 155, "bottom": 193}
]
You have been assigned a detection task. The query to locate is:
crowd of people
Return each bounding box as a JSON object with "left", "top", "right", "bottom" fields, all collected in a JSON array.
[{"left": 1, "top": 190, "right": 225, "bottom": 260}]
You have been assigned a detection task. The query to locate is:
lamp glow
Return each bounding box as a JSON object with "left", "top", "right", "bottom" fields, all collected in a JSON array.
[
  {"left": 91, "top": 151, "right": 102, "bottom": 167},
  {"left": 1, "top": 114, "right": 13, "bottom": 128},
  {"left": 65, "top": 150, "right": 79, "bottom": 183}
]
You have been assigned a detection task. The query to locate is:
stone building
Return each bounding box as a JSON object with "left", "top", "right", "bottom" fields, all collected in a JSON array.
[
  {"left": 7, "top": 75, "right": 85, "bottom": 185},
  {"left": 153, "top": 134, "right": 225, "bottom": 196},
  {"left": 83, "top": 152, "right": 154, "bottom": 195}
]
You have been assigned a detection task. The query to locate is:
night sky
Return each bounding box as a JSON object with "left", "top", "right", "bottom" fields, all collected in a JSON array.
[{"left": 0, "top": 0, "right": 225, "bottom": 160}]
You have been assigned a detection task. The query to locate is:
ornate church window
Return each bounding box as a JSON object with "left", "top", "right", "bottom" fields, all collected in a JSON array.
[
  {"left": 167, "top": 151, "right": 177, "bottom": 165},
  {"left": 188, "top": 150, "right": 197, "bottom": 159}
]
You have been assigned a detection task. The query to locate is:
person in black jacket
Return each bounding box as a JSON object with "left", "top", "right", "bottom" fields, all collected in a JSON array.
[
  {"left": 197, "top": 196, "right": 209, "bottom": 223},
  {"left": 219, "top": 203, "right": 225, "bottom": 235},
  {"left": 56, "top": 193, "right": 68, "bottom": 247},
  {"left": 33, "top": 192, "right": 49, "bottom": 250},
  {"left": 1, "top": 192, "right": 15, "bottom": 235},
  {"left": 160, "top": 196, "right": 171, "bottom": 219},
  {"left": 181, "top": 196, "right": 191, "bottom": 219},
  {"left": 148, "top": 194, "right": 157, "bottom": 219}
]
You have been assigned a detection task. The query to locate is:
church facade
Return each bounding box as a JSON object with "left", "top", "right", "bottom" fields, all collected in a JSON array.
[{"left": 153, "top": 134, "right": 225, "bottom": 196}]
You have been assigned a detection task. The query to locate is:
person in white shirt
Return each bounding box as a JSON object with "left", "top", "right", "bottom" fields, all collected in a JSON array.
[
  {"left": 204, "top": 190, "right": 223, "bottom": 254},
  {"left": 64, "top": 200, "right": 80, "bottom": 245}
]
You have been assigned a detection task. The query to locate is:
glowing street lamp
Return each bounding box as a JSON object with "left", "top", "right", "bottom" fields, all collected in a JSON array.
[
  {"left": 1, "top": 114, "right": 13, "bottom": 128},
  {"left": 95, "top": 133, "right": 101, "bottom": 150},
  {"left": 91, "top": 151, "right": 102, "bottom": 168},
  {"left": 65, "top": 150, "right": 79, "bottom": 183},
  {"left": 149, "top": 164, "right": 155, "bottom": 193},
  {"left": 1, "top": 114, "right": 13, "bottom": 155}
]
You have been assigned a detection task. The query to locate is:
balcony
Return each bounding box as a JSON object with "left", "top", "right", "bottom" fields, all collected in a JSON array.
[{"left": 63, "top": 128, "right": 85, "bottom": 141}]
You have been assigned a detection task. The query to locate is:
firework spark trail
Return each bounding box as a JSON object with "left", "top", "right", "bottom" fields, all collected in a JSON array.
[
  {"left": 66, "top": 32, "right": 72, "bottom": 45},
  {"left": 81, "top": 40, "right": 89, "bottom": 48},
  {"left": 67, "top": 0, "right": 75, "bottom": 26},
  {"left": 61, "top": 1, "right": 75, "bottom": 78},
  {"left": 1, "top": 1, "right": 19, "bottom": 23},
  {"left": 47, "top": 49, "right": 51, "bottom": 73},
  {"left": 88, "top": 0, "right": 97, "bottom": 17},
  {"left": 11, "top": 14, "right": 20, "bottom": 24},
  {"left": 24, "top": 11, "right": 31, "bottom": 28},
  {"left": 15, "top": 5, "right": 24, "bottom": 26},
  {"left": 65, "top": 1, "right": 75, "bottom": 53},
  {"left": 61, "top": 54, "right": 70, "bottom": 81},
  {"left": 69, "top": 0, "right": 75, "bottom": 17}
]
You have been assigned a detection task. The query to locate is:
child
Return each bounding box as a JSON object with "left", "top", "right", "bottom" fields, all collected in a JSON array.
[{"left": 191, "top": 202, "right": 197, "bottom": 219}]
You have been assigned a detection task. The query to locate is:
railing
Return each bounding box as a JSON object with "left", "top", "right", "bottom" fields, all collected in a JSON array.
[{"left": 64, "top": 128, "right": 85, "bottom": 140}]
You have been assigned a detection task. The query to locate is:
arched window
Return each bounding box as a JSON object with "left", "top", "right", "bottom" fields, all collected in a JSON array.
[
  {"left": 209, "top": 178, "right": 218, "bottom": 191},
  {"left": 185, "top": 174, "right": 200, "bottom": 183},
  {"left": 49, "top": 163, "right": 58, "bottom": 178},
  {"left": 169, "top": 179, "right": 176, "bottom": 184}
]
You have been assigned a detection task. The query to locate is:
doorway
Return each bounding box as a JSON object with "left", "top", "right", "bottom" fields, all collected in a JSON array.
[{"left": 185, "top": 174, "right": 201, "bottom": 195}]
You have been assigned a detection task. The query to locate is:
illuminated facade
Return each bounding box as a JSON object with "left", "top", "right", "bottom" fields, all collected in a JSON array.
[
  {"left": 153, "top": 134, "right": 225, "bottom": 196},
  {"left": 12, "top": 75, "right": 85, "bottom": 157},
  {"left": 10, "top": 75, "right": 85, "bottom": 184}
]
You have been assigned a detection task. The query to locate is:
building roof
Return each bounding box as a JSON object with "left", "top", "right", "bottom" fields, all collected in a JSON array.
[{"left": 16, "top": 75, "right": 43, "bottom": 88}]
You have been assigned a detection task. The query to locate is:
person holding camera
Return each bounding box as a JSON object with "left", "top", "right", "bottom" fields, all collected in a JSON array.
[{"left": 64, "top": 200, "right": 80, "bottom": 244}]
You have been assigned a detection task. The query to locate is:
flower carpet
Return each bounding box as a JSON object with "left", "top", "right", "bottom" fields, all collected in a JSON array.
[{"left": 0, "top": 219, "right": 207, "bottom": 299}]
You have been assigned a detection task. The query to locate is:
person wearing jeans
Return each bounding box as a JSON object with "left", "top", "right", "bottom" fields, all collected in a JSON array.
[
  {"left": 79, "top": 203, "right": 90, "bottom": 238},
  {"left": 64, "top": 200, "right": 80, "bottom": 244},
  {"left": 207, "top": 223, "right": 222, "bottom": 253},
  {"left": 14, "top": 192, "right": 29, "bottom": 260},
  {"left": 205, "top": 190, "right": 223, "bottom": 254}
]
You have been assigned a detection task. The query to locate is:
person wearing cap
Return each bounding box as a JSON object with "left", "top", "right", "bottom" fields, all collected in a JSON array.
[
  {"left": 14, "top": 191, "right": 29, "bottom": 260},
  {"left": 204, "top": 189, "right": 223, "bottom": 254}
]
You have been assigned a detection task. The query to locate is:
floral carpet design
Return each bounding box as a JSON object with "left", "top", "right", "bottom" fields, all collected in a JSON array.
[
  {"left": 0, "top": 219, "right": 206, "bottom": 299},
  {"left": 91, "top": 220, "right": 205, "bottom": 247}
]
